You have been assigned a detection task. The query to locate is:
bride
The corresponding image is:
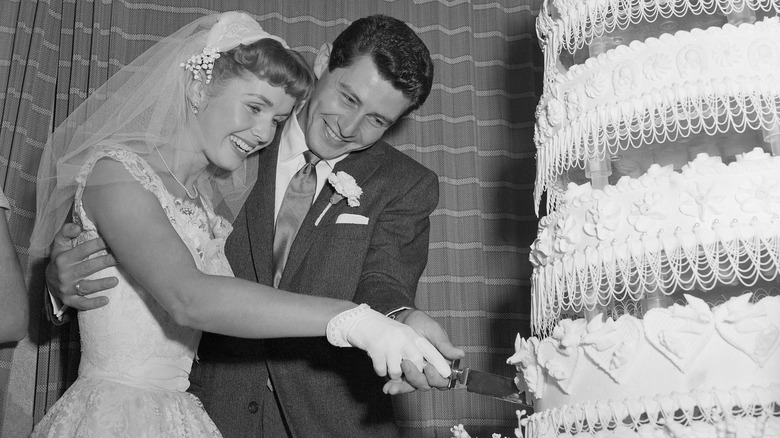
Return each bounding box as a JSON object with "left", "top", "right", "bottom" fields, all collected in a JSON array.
[{"left": 29, "top": 11, "right": 449, "bottom": 437}]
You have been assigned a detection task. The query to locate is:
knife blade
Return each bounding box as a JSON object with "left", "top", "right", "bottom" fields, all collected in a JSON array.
[{"left": 448, "top": 359, "right": 533, "bottom": 411}]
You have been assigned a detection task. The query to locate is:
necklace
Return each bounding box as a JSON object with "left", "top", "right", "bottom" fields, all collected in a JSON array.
[{"left": 155, "top": 148, "right": 199, "bottom": 200}]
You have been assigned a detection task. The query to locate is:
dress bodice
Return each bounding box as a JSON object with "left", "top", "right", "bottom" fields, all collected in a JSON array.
[{"left": 73, "top": 146, "right": 234, "bottom": 392}]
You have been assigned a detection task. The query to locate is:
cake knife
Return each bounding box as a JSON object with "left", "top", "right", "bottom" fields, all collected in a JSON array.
[{"left": 448, "top": 359, "right": 534, "bottom": 411}]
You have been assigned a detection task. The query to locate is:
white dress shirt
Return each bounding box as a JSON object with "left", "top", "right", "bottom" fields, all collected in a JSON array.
[{"left": 274, "top": 113, "right": 347, "bottom": 223}]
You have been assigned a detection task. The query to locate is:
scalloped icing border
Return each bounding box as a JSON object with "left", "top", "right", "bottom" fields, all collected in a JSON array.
[
  {"left": 533, "top": 17, "right": 780, "bottom": 213},
  {"left": 532, "top": 227, "right": 780, "bottom": 333},
  {"left": 523, "top": 384, "right": 780, "bottom": 438},
  {"left": 541, "top": 0, "right": 780, "bottom": 54}
]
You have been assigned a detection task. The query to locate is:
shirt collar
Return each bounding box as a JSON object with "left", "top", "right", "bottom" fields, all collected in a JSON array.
[
  {"left": 279, "top": 111, "right": 349, "bottom": 167},
  {"left": 279, "top": 111, "right": 309, "bottom": 162}
]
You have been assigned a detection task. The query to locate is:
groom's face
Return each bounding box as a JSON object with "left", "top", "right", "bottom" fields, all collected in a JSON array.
[{"left": 301, "top": 56, "right": 412, "bottom": 160}]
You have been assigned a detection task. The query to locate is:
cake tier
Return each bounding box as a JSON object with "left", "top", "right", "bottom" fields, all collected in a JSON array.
[
  {"left": 533, "top": 17, "right": 780, "bottom": 211},
  {"left": 539, "top": 0, "right": 778, "bottom": 54},
  {"left": 509, "top": 294, "right": 780, "bottom": 437},
  {"left": 530, "top": 148, "right": 780, "bottom": 333}
]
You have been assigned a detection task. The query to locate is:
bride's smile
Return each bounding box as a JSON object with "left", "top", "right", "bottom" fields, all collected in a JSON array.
[{"left": 194, "top": 76, "right": 296, "bottom": 172}]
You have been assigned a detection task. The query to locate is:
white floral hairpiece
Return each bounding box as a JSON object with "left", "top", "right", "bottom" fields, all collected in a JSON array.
[
  {"left": 181, "top": 11, "right": 289, "bottom": 84},
  {"left": 182, "top": 46, "right": 221, "bottom": 84}
]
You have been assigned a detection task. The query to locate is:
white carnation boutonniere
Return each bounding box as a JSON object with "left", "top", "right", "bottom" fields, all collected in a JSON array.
[
  {"left": 315, "top": 171, "right": 363, "bottom": 225},
  {"left": 328, "top": 171, "right": 362, "bottom": 207}
]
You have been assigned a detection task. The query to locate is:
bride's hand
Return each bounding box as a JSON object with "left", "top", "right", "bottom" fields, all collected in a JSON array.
[{"left": 326, "top": 304, "right": 451, "bottom": 380}]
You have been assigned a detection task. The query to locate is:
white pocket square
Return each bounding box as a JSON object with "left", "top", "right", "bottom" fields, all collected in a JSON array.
[{"left": 335, "top": 213, "right": 369, "bottom": 225}]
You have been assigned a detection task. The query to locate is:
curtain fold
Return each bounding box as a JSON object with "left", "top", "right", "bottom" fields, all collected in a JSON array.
[{"left": 0, "top": 1, "right": 542, "bottom": 436}]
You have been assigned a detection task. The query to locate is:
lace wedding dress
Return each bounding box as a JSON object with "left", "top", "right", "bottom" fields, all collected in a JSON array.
[{"left": 32, "top": 147, "right": 232, "bottom": 437}]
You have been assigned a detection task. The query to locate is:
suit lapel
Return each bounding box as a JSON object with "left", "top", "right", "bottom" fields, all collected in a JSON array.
[
  {"left": 245, "top": 145, "right": 278, "bottom": 285},
  {"left": 281, "top": 146, "right": 386, "bottom": 288}
]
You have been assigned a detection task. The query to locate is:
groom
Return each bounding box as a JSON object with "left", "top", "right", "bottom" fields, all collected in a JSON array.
[{"left": 45, "top": 14, "right": 463, "bottom": 437}]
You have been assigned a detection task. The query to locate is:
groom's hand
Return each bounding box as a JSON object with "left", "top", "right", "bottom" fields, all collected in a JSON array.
[
  {"left": 46, "top": 222, "right": 119, "bottom": 311},
  {"left": 382, "top": 309, "right": 465, "bottom": 395}
]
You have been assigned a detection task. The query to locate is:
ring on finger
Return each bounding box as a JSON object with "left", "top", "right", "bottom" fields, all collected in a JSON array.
[{"left": 75, "top": 282, "right": 83, "bottom": 295}]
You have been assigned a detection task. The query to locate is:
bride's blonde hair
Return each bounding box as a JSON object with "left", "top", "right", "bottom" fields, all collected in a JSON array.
[{"left": 207, "top": 39, "right": 314, "bottom": 105}]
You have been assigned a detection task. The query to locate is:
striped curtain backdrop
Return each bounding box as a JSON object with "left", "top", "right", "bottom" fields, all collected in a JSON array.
[{"left": 0, "top": 1, "right": 541, "bottom": 436}]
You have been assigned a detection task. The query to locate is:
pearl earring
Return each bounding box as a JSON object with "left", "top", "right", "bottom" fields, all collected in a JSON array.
[{"left": 190, "top": 102, "right": 199, "bottom": 114}]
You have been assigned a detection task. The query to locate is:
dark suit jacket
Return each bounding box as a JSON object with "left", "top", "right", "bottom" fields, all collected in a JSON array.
[{"left": 189, "top": 139, "right": 439, "bottom": 438}]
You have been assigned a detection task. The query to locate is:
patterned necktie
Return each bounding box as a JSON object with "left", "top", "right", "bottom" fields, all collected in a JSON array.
[{"left": 273, "top": 150, "right": 321, "bottom": 287}]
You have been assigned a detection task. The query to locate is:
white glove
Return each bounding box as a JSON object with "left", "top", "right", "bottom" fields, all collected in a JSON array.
[{"left": 327, "top": 304, "right": 451, "bottom": 380}]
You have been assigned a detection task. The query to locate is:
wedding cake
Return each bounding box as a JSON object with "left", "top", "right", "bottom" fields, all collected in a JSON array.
[{"left": 509, "top": 1, "right": 780, "bottom": 437}]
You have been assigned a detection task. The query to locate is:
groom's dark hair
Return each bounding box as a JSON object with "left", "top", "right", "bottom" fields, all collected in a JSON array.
[{"left": 329, "top": 14, "right": 434, "bottom": 116}]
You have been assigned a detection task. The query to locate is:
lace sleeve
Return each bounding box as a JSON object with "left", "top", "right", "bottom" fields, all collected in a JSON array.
[{"left": 73, "top": 145, "right": 176, "bottom": 233}]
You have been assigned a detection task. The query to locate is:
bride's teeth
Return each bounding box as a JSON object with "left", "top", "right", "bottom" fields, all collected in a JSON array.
[{"left": 230, "top": 135, "right": 252, "bottom": 153}]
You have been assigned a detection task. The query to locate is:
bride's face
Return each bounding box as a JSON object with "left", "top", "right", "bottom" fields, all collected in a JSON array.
[{"left": 196, "top": 75, "right": 296, "bottom": 172}]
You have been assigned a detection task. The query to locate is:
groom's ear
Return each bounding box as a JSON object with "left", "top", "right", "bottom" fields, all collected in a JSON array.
[{"left": 313, "top": 43, "right": 332, "bottom": 79}]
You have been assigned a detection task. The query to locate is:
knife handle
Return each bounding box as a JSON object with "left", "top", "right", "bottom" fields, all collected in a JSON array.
[{"left": 448, "top": 359, "right": 460, "bottom": 389}]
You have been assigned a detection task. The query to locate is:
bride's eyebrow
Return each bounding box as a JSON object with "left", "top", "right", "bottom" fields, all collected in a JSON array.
[{"left": 246, "top": 93, "right": 273, "bottom": 106}]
